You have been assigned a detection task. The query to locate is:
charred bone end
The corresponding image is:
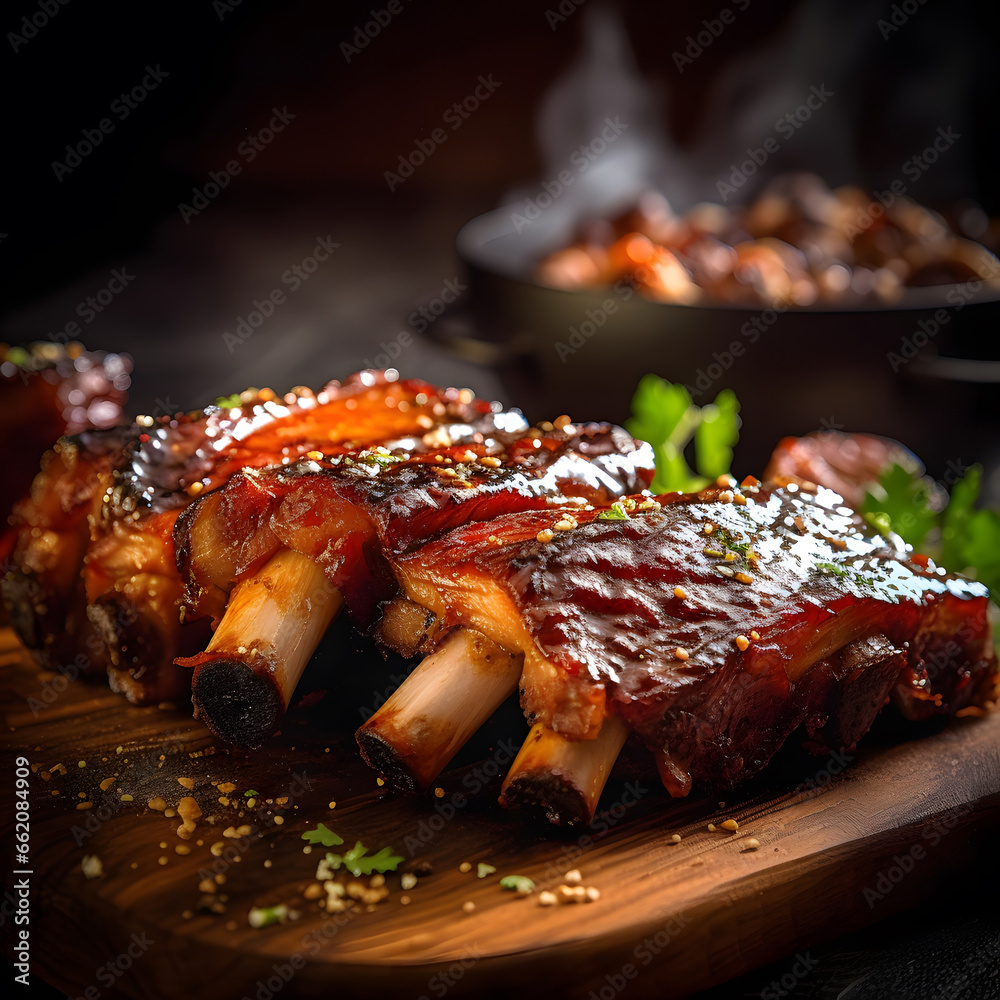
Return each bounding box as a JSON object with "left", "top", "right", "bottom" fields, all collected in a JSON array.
[
  {"left": 191, "top": 658, "right": 283, "bottom": 749},
  {"left": 355, "top": 724, "right": 418, "bottom": 794}
]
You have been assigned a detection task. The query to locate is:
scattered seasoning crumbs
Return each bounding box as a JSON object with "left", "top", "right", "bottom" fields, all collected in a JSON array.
[
  {"left": 433, "top": 787, "right": 445, "bottom": 798},
  {"left": 273, "top": 815, "right": 285, "bottom": 826},
  {"left": 78, "top": 761, "right": 86, "bottom": 768},
  {"left": 120, "top": 794, "right": 133, "bottom": 802},
  {"left": 744, "top": 838, "right": 761, "bottom": 851},
  {"left": 720, "top": 819, "right": 739, "bottom": 831},
  {"left": 328, "top": 801, "right": 337, "bottom": 810},
  {"left": 400, "top": 895, "right": 411, "bottom": 905},
  {"left": 249, "top": 904, "right": 288, "bottom": 929},
  {"left": 564, "top": 869, "right": 582, "bottom": 885},
  {"left": 669, "top": 834, "right": 682, "bottom": 844},
  {"left": 376, "top": 777, "right": 385, "bottom": 787},
  {"left": 462, "top": 901, "right": 476, "bottom": 914},
  {"left": 538, "top": 891, "right": 557, "bottom": 907},
  {"left": 217, "top": 783, "right": 236, "bottom": 794},
  {"left": 707, "top": 823, "right": 716, "bottom": 832},
  {"left": 158, "top": 856, "right": 169, "bottom": 866},
  {"left": 76, "top": 802, "right": 92, "bottom": 810},
  {"left": 177, "top": 777, "right": 195, "bottom": 790},
  {"left": 477, "top": 863, "right": 496, "bottom": 879},
  {"left": 499, "top": 875, "right": 535, "bottom": 894},
  {"left": 81, "top": 855, "right": 103, "bottom": 879},
  {"left": 99, "top": 777, "right": 116, "bottom": 792}
]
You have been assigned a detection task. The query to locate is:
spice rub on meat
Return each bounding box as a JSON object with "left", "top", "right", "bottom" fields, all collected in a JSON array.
[{"left": 388, "top": 479, "right": 995, "bottom": 798}]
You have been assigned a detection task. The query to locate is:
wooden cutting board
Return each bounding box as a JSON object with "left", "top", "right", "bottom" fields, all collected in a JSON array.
[{"left": 2, "top": 624, "right": 998, "bottom": 1000}]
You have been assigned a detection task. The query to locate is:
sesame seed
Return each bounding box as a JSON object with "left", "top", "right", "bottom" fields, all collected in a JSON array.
[
  {"left": 673, "top": 586, "right": 687, "bottom": 600},
  {"left": 400, "top": 895, "right": 411, "bottom": 905},
  {"left": 744, "top": 838, "right": 761, "bottom": 850},
  {"left": 585, "top": 887, "right": 601, "bottom": 902},
  {"left": 735, "top": 635, "right": 750, "bottom": 651},
  {"left": 733, "top": 493, "right": 747, "bottom": 506},
  {"left": 674, "top": 647, "right": 690, "bottom": 661},
  {"left": 401, "top": 873, "right": 417, "bottom": 891},
  {"left": 718, "top": 490, "right": 734, "bottom": 504},
  {"left": 536, "top": 529, "right": 554, "bottom": 543},
  {"left": 750, "top": 630, "right": 761, "bottom": 640},
  {"left": 459, "top": 862, "right": 472, "bottom": 874},
  {"left": 734, "top": 572, "right": 754, "bottom": 584},
  {"left": 707, "top": 823, "right": 716, "bottom": 832},
  {"left": 670, "top": 834, "right": 682, "bottom": 844},
  {"left": 564, "top": 869, "right": 582, "bottom": 885},
  {"left": 553, "top": 518, "right": 576, "bottom": 531},
  {"left": 538, "top": 891, "right": 558, "bottom": 907},
  {"left": 462, "top": 901, "right": 476, "bottom": 914},
  {"left": 716, "top": 565, "right": 736, "bottom": 578},
  {"left": 703, "top": 522, "right": 715, "bottom": 535},
  {"left": 721, "top": 819, "right": 739, "bottom": 831}
]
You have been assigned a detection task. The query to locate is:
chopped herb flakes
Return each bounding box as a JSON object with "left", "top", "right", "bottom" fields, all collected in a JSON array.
[
  {"left": 499, "top": 875, "right": 535, "bottom": 893},
  {"left": 325, "top": 842, "right": 404, "bottom": 877},
  {"left": 597, "top": 501, "right": 629, "bottom": 522}
]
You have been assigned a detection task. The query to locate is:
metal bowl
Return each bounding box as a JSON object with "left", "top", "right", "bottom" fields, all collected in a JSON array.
[{"left": 453, "top": 204, "right": 1000, "bottom": 477}]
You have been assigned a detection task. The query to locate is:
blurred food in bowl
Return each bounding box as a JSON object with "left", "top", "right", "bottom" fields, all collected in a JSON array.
[{"left": 535, "top": 174, "right": 1000, "bottom": 308}]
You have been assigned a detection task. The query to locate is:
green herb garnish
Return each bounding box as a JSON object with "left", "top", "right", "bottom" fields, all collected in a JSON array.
[
  {"left": 325, "top": 841, "right": 404, "bottom": 877},
  {"left": 214, "top": 392, "right": 245, "bottom": 410},
  {"left": 244, "top": 789, "right": 259, "bottom": 798},
  {"left": 626, "top": 375, "right": 740, "bottom": 492},
  {"left": 301, "top": 822, "right": 344, "bottom": 847},
  {"left": 248, "top": 904, "right": 288, "bottom": 928},
  {"left": 499, "top": 875, "right": 535, "bottom": 893},
  {"left": 596, "top": 500, "right": 629, "bottom": 521},
  {"left": 863, "top": 462, "right": 1000, "bottom": 603}
]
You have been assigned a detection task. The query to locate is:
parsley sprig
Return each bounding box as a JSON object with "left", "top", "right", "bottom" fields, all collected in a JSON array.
[{"left": 626, "top": 375, "right": 739, "bottom": 492}]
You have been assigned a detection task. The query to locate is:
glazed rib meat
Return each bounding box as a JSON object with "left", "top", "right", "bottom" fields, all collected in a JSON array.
[
  {"left": 173, "top": 419, "right": 653, "bottom": 745},
  {"left": 3, "top": 372, "right": 503, "bottom": 701},
  {"left": 387, "top": 478, "right": 995, "bottom": 799}
]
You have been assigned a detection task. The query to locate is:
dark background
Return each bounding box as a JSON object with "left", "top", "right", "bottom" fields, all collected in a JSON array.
[{"left": 3, "top": 2, "right": 999, "bottom": 997}]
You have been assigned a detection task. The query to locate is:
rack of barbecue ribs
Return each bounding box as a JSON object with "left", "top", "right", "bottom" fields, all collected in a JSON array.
[{"left": 3, "top": 371, "right": 996, "bottom": 826}]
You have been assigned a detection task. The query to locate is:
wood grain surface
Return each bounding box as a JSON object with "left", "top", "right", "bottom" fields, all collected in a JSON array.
[{"left": 2, "top": 625, "right": 998, "bottom": 1000}]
